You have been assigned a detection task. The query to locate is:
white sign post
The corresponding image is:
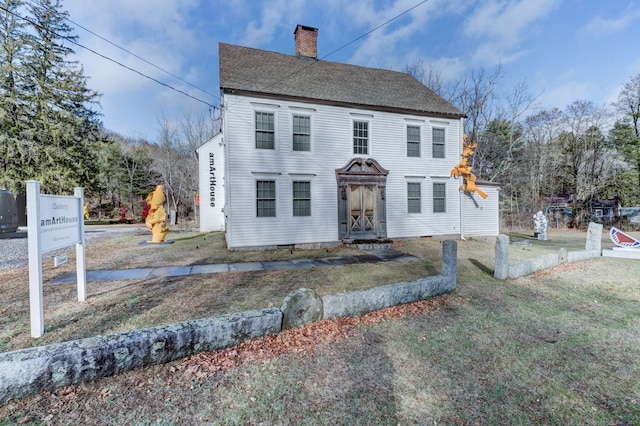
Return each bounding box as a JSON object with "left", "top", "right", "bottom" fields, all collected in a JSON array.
[{"left": 27, "top": 181, "right": 86, "bottom": 338}]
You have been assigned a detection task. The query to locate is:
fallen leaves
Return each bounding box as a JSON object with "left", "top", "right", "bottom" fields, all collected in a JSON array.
[
  {"left": 534, "top": 262, "right": 583, "bottom": 276},
  {"left": 180, "top": 296, "right": 454, "bottom": 378}
]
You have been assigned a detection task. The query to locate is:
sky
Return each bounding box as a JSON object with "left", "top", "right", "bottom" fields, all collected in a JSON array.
[{"left": 61, "top": 0, "right": 640, "bottom": 141}]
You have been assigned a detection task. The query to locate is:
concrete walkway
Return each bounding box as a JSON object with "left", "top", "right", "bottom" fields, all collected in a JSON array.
[{"left": 49, "top": 250, "right": 417, "bottom": 284}]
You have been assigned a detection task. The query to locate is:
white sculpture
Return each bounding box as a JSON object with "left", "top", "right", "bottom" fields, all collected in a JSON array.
[{"left": 533, "top": 211, "right": 548, "bottom": 240}]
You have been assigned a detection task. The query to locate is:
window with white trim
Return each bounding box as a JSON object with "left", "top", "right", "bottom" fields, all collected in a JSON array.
[
  {"left": 292, "top": 115, "right": 311, "bottom": 151},
  {"left": 293, "top": 181, "right": 311, "bottom": 216},
  {"left": 433, "top": 182, "right": 446, "bottom": 213},
  {"left": 407, "top": 125, "right": 420, "bottom": 157},
  {"left": 407, "top": 182, "right": 421, "bottom": 213},
  {"left": 256, "top": 180, "right": 276, "bottom": 217},
  {"left": 353, "top": 120, "right": 368, "bottom": 155},
  {"left": 432, "top": 127, "right": 445, "bottom": 158},
  {"left": 255, "top": 112, "right": 275, "bottom": 149}
]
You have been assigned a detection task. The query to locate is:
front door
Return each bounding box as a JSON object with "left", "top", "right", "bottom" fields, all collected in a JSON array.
[
  {"left": 336, "top": 158, "right": 388, "bottom": 241},
  {"left": 348, "top": 185, "right": 376, "bottom": 236}
]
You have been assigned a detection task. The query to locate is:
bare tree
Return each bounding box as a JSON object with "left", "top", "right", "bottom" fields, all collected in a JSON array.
[
  {"left": 613, "top": 73, "right": 640, "bottom": 137},
  {"left": 404, "top": 56, "right": 445, "bottom": 97},
  {"left": 117, "top": 135, "right": 155, "bottom": 218},
  {"left": 554, "top": 101, "right": 614, "bottom": 227},
  {"left": 181, "top": 110, "right": 219, "bottom": 154},
  {"left": 448, "top": 65, "right": 504, "bottom": 144},
  {"left": 180, "top": 111, "right": 218, "bottom": 221},
  {"left": 522, "top": 109, "right": 563, "bottom": 208},
  {"left": 473, "top": 80, "right": 540, "bottom": 182}
]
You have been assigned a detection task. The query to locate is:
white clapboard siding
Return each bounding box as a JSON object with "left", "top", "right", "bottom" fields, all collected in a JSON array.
[
  {"left": 220, "top": 93, "right": 465, "bottom": 249},
  {"left": 461, "top": 184, "right": 501, "bottom": 237}
]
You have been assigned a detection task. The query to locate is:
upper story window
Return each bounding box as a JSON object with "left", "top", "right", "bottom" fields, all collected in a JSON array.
[
  {"left": 407, "top": 125, "right": 421, "bottom": 157},
  {"left": 256, "top": 180, "right": 276, "bottom": 217},
  {"left": 353, "top": 120, "right": 368, "bottom": 155},
  {"left": 432, "top": 127, "right": 445, "bottom": 158},
  {"left": 255, "top": 112, "right": 275, "bottom": 149},
  {"left": 293, "top": 115, "right": 311, "bottom": 151}
]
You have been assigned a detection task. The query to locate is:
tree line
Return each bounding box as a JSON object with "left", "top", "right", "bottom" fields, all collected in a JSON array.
[
  {"left": 407, "top": 59, "right": 640, "bottom": 229},
  {"left": 0, "top": 0, "right": 216, "bottom": 223},
  {"left": 89, "top": 111, "right": 216, "bottom": 222}
]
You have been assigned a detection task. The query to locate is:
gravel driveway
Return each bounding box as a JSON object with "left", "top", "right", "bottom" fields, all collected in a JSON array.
[{"left": 0, "top": 225, "right": 146, "bottom": 270}]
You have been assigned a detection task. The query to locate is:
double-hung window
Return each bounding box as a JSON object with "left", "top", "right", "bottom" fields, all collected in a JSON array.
[
  {"left": 407, "top": 182, "right": 421, "bottom": 213},
  {"left": 256, "top": 180, "right": 276, "bottom": 217},
  {"left": 255, "top": 112, "right": 275, "bottom": 149},
  {"left": 407, "top": 126, "right": 421, "bottom": 157},
  {"left": 293, "top": 115, "right": 311, "bottom": 151},
  {"left": 433, "top": 182, "right": 446, "bottom": 213},
  {"left": 293, "top": 181, "right": 311, "bottom": 216},
  {"left": 353, "top": 121, "right": 368, "bottom": 155},
  {"left": 432, "top": 128, "right": 445, "bottom": 158}
]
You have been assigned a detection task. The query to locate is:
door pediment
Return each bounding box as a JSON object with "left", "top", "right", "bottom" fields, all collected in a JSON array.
[{"left": 336, "top": 157, "right": 389, "bottom": 179}]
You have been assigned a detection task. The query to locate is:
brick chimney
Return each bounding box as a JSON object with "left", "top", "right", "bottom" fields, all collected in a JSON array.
[{"left": 294, "top": 25, "right": 318, "bottom": 60}]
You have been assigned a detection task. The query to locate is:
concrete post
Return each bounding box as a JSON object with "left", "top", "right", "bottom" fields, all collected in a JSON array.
[
  {"left": 441, "top": 240, "right": 457, "bottom": 279},
  {"left": 586, "top": 222, "right": 603, "bottom": 251},
  {"left": 494, "top": 234, "right": 509, "bottom": 280}
]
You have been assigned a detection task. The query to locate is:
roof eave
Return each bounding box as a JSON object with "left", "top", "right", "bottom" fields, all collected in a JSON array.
[{"left": 221, "top": 88, "right": 466, "bottom": 119}]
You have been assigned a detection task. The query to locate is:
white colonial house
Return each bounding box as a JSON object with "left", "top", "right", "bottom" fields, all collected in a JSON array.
[{"left": 198, "top": 25, "right": 499, "bottom": 250}]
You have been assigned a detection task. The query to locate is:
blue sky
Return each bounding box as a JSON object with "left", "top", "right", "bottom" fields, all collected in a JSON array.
[{"left": 63, "top": 0, "right": 640, "bottom": 141}]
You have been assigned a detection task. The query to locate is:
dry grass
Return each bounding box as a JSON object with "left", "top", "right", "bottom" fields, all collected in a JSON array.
[
  {"left": 1, "top": 226, "right": 640, "bottom": 425},
  {"left": 0, "top": 225, "right": 432, "bottom": 353}
]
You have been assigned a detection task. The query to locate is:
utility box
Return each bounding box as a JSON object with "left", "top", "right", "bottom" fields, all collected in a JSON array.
[{"left": 0, "top": 189, "right": 18, "bottom": 233}]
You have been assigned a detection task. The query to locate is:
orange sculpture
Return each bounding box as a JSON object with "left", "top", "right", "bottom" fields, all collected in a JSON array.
[
  {"left": 145, "top": 185, "right": 169, "bottom": 243},
  {"left": 450, "top": 134, "right": 488, "bottom": 199}
]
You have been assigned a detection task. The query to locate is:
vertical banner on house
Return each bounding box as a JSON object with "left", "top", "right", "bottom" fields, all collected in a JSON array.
[
  {"left": 27, "top": 181, "right": 86, "bottom": 338},
  {"left": 197, "top": 133, "right": 225, "bottom": 232}
]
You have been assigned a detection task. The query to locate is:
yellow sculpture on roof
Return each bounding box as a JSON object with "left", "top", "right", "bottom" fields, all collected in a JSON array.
[
  {"left": 451, "top": 134, "right": 488, "bottom": 199},
  {"left": 145, "top": 185, "right": 169, "bottom": 243}
]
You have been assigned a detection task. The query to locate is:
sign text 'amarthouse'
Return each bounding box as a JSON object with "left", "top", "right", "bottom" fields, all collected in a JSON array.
[{"left": 27, "top": 181, "right": 86, "bottom": 338}]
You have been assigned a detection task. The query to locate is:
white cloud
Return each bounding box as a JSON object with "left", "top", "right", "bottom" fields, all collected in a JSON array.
[
  {"left": 65, "top": 0, "right": 204, "bottom": 93},
  {"left": 464, "top": 0, "right": 559, "bottom": 40},
  {"left": 540, "top": 80, "right": 591, "bottom": 111},
  {"left": 463, "top": 0, "right": 560, "bottom": 65},
  {"left": 50, "top": 0, "right": 639, "bottom": 139},
  {"left": 61, "top": 0, "right": 216, "bottom": 137},
  {"left": 237, "top": 0, "right": 309, "bottom": 47},
  {"left": 340, "top": 0, "right": 448, "bottom": 68},
  {"left": 581, "top": 5, "right": 640, "bottom": 37}
]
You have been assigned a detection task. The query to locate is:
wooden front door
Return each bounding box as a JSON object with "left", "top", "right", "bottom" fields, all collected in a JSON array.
[
  {"left": 348, "top": 185, "right": 376, "bottom": 236},
  {"left": 336, "top": 158, "right": 388, "bottom": 241}
]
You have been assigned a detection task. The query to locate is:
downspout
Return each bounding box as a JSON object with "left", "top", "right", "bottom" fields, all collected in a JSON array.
[
  {"left": 458, "top": 118, "right": 466, "bottom": 240},
  {"left": 220, "top": 98, "right": 231, "bottom": 246},
  {"left": 460, "top": 188, "right": 466, "bottom": 240}
]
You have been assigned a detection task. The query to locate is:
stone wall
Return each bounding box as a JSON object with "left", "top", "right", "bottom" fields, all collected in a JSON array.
[
  {"left": 0, "top": 241, "right": 457, "bottom": 404},
  {"left": 0, "top": 309, "right": 282, "bottom": 404},
  {"left": 323, "top": 240, "right": 456, "bottom": 318},
  {"left": 493, "top": 229, "right": 602, "bottom": 280}
]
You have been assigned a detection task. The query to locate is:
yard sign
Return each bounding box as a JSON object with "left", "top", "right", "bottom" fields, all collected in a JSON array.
[{"left": 27, "top": 180, "right": 86, "bottom": 338}]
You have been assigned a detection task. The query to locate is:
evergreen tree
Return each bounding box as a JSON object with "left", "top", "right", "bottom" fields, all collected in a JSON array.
[
  {"left": 0, "top": 0, "right": 103, "bottom": 195},
  {"left": 0, "top": 0, "right": 29, "bottom": 193},
  {"left": 26, "top": 0, "right": 103, "bottom": 194},
  {"left": 609, "top": 119, "right": 640, "bottom": 203},
  {"left": 613, "top": 74, "right": 640, "bottom": 202}
]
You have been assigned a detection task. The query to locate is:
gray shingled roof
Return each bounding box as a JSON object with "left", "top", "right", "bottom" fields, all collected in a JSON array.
[{"left": 219, "top": 43, "right": 464, "bottom": 118}]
